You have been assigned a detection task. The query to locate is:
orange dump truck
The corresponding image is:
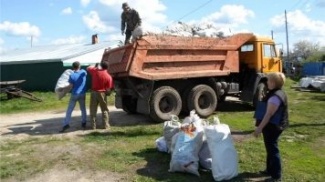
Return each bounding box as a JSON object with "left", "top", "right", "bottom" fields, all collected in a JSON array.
[{"left": 102, "top": 33, "right": 282, "bottom": 122}]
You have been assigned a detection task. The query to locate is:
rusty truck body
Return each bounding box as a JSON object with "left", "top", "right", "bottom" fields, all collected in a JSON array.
[{"left": 102, "top": 33, "right": 282, "bottom": 122}]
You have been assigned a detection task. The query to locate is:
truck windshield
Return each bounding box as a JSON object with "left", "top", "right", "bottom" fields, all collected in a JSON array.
[
  {"left": 263, "top": 44, "right": 277, "bottom": 58},
  {"left": 241, "top": 44, "right": 254, "bottom": 52}
]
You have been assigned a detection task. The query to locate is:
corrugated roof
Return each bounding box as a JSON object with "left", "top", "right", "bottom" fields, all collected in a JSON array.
[{"left": 0, "top": 41, "right": 120, "bottom": 65}]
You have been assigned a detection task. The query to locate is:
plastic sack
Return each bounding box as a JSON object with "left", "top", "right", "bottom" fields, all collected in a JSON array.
[
  {"left": 198, "top": 140, "right": 212, "bottom": 170},
  {"left": 155, "top": 136, "right": 168, "bottom": 153},
  {"left": 204, "top": 116, "right": 238, "bottom": 181},
  {"left": 169, "top": 121, "right": 204, "bottom": 176},
  {"left": 55, "top": 69, "right": 73, "bottom": 100},
  {"left": 163, "top": 115, "right": 181, "bottom": 153},
  {"left": 132, "top": 26, "right": 143, "bottom": 42},
  {"left": 170, "top": 132, "right": 179, "bottom": 154}
]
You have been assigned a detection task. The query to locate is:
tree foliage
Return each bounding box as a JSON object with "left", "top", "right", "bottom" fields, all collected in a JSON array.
[{"left": 290, "top": 40, "right": 325, "bottom": 62}]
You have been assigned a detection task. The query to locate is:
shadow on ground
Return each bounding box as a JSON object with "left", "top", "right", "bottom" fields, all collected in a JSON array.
[
  {"left": 1, "top": 110, "right": 154, "bottom": 137},
  {"left": 289, "top": 122, "right": 325, "bottom": 128},
  {"left": 310, "top": 95, "right": 325, "bottom": 101},
  {"left": 133, "top": 148, "right": 268, "bottom": 182},
  {"left": 217, "top": 99, "right": 254, "bottom": 112}
]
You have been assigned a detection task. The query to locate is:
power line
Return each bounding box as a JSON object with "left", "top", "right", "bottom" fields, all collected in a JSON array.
[
  {"left": 160, "top": 0, "right": 215, "bottom": 30},
  {"left": 177, "top": 0, "right": 215, "bottom": 21},
  {"left": 289, "top": 0, "right": 303, "bottom": 10}
]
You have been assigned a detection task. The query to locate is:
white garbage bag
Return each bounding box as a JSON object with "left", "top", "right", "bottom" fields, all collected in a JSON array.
[
  {"left": 170, "top": 132, "right": 179, "bottom": 154},
  {"left": 169, "top": 123, "right": 204, "bottom": 176},
  {"left": 163, "top": 115, "right": 181, "bottom": 153},
  {"left": 204, "top": 116, "right": 238, "bottom": 181},
  {"left": 155, "top": 136, "right": 168, "bottom": 153},
  {"left": 198, "top": 140, "right": 212, "bottom": 170},
  {"left": 55, "top": 69, "right": 73, "bottom": 100}
]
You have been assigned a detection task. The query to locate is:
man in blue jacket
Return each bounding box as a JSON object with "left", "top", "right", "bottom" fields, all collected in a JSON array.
[{"left": 60, "top": 61, "right": 87, "bottom": 132}]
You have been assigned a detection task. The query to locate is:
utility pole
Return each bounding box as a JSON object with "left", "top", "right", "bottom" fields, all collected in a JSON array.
[
  {"left": 285, "top": 10, "right": 290, "bottom": 61},
  {"left": 31, "top": 35, "right": 33, "bottom": 48},
  {"left": 271, "top": 30, "right": 274, "bottom": 39}
]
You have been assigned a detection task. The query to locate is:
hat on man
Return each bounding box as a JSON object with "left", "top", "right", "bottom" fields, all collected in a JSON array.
[{"left": 122, "top": 2, "right": 129, "bottom": 9}]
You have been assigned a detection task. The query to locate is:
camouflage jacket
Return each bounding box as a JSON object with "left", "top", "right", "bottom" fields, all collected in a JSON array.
[{"left": 121, "top": 9, "right": 142, "bottom": 31}]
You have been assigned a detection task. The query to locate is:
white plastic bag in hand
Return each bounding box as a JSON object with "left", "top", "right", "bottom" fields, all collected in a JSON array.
[{"left": 55, "top": 69, "right": 73, "bottom": 100}]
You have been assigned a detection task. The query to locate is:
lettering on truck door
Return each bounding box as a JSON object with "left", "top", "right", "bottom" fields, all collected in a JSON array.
[{"left": 262, "top": 44, "right": 281, "bottom": 73}]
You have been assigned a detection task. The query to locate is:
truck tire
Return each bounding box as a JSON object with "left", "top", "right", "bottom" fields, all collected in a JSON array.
[
  {"left": 188, "top": 84, "right": 217, "bottom": 118},
  {"left": 253, "top": 82, "right": 267, "bottom": 108},
  {"left": 150, "top": 86, "right": 182, "bottom": 122},
  {"left": 122, "top": 96, "right": 137, "bottom": 114}
]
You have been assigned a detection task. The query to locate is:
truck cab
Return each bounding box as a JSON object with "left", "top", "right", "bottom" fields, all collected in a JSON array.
[
  {"left": 238, "top": 36, "right": 282, "bottom": 105},
  {"left": 240, "top": 36, "right": 282, "bottom": 74}
]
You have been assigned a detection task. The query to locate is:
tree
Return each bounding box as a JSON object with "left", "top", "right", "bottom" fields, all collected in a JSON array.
[
  {"left": 305, "top": 51, "right": 325, "bottom": 62},
  {"left": 290, "top": 40, "right": 320, "bottom": 61}
]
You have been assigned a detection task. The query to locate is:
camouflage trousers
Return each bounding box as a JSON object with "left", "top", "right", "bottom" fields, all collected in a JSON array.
[{"left": 90, "top": 91, "right": 110, "bottom": 129}]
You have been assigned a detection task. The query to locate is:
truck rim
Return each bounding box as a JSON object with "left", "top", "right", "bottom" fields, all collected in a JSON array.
[
  {"left": 150, "top": 86, "right": 182, "bottom": 122},
  {"left": 188, "top": 84, "right": 217, "bottom": 117}
]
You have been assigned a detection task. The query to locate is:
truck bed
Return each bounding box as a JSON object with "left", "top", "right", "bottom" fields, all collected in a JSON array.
[{"left": 102, "top": 33, "right": 254, "bottom": 80}]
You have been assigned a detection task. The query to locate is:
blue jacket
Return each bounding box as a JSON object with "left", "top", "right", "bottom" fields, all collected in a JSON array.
[{"left": 254, "top": 89, "right": 289, "bottom": 129}]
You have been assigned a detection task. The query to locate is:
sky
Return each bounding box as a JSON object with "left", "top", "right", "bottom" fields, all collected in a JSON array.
[{"left": 1, "top": 0, "right": 325, "bottom": 54}]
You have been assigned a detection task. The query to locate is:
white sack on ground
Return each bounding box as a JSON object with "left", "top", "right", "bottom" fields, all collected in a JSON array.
[
  {"left": 169, "top": 111, "right": 204, "bottom": 176},
  {"left": 155, "top": 136, "right": 168, "bottom": 153},
  {"left": 163, "top": 115, "right": 181, "bottom": 153},
  {"left": 198, "top": 140, "right": 212, "bottom": 170},
  {"left": 299, "top": 76, "right": 325, "bottom": 92},
  {"left": 205, "top": 118, "right": 238, "bottom": 181},
  {"left": 169, "top": 124, "right": 204, "bottom": 176},
  {"left": 170, "top": 132, "right": 179, "bottom": 154},
  {"left": 55, "top": 69, "right": 73, "bottom": 100}
]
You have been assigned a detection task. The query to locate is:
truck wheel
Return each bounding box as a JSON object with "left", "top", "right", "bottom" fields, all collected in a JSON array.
[
  {"left": 150, "top": 86, "right": 182, "bottom": 122},
  {"left": 188, "top": 84, "right": 217, "bottom": 118},
  {"left": 122, "top": 96, "right": 137, "bottom": 114},
  {"left": 253, "top": 83, "right": 267, "bottom": 108}
]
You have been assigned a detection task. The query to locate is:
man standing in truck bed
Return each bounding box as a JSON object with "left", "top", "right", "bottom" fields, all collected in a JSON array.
[{"left": 121, "top": 2, "right": 142, "bottom": 45}]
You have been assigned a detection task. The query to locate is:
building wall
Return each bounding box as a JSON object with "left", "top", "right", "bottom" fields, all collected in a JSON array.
[{"left": 1, "top": 62, "right": 92, "bottom": 91}]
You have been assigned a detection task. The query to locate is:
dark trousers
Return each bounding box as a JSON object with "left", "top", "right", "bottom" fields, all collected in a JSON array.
[
  {"left": 124, "top": 29, "right": 132, "bottom": 45},
  {"left": 262, "top": 123, "right": 283, "bottom": 179}
]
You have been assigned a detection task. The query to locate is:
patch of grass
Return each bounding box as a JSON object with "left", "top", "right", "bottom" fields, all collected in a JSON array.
[
  {"left": 0, "top": 92, "right": 115, "bottom": 114},
  {"left": 0, "top": 137, "right": 69, "bottom": 180}
]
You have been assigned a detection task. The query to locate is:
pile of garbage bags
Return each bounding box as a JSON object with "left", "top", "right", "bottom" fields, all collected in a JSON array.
[
  {"left": 299, "top": 76, "right": 325, "bottom": 92},
  {"left": 155, "top": 111, "right": 238, "bottom": 181},
  {"left": 131, "top": 22, "right": 232, "bottom": 42}
]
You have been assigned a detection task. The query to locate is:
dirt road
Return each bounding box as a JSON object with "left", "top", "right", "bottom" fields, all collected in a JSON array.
[
  {"left": 0, "top": 107, "right": 152, "bottom": 182},
  {"left": 0, "top": 106, "right": 152, "bottom": 140}
]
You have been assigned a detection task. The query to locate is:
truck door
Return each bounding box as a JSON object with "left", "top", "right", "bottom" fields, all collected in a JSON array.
[{"left": 261, "top": 44, "right": 282, "bottom": 73}]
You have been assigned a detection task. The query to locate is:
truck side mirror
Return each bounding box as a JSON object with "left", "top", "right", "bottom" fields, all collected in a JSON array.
[{"left": 276, "top": 48, "right": 283, "bottom": 58}]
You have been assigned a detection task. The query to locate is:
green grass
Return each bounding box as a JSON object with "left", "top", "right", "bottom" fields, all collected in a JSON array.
[
  {"left": 0, "top": 92, "right": 115, "bottom": 114},
  {"left": 0, "top": 79, "right": 324, "bottom": 181}
]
